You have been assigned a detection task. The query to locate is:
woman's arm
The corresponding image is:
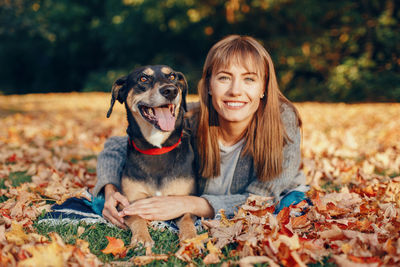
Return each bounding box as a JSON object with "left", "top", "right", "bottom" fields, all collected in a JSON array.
[
  {"left": 94, "top": 136, "right": 129, "bottom": 227},
  {"left": 119, "top": 195, "right": 215, "bottom": 220},
  {"left": 93, "top": 136, "right": 128, "bottom": 196}
]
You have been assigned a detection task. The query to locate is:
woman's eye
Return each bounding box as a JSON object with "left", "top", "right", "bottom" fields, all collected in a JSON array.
[
  {"left": 218, "top": 76, "right": 229, "bottom": 81},
  {"left": 140, "top": 76, "right": 148, "bottom": 82},
  {"left": 245, "top": 77, "right": 255, "bottom": 82},
  {"left": 168, "top": 73, "right": 176, "bottom": 81}
]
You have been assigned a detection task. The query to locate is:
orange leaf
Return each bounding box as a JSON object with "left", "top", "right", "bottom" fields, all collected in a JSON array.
[
  {"left": 312, "top": 192, "right": 326, "bottom": 212},
  {"left": 354, "top": 219, "right": 372, "bottom": 232},
  {"left": 326, "top": 202, "right": 349, "bottom": 216},
  {"left": 347, "top": 255, "right": 381, "bottom": 264},
  {"left": 290, "top": 214, "right": 310, "bottom": 229},
  {"left": 384, "top": 239, "right": 397, "bottom": 255},
  {"left": 101, "top": 236, "right": 127, "bottom": 257},
  {"left": 277, "top": 207, "right": 290, "bottom": 225},
  {"left": 248, "top": 206, "right": 275, "bottom": 217}
]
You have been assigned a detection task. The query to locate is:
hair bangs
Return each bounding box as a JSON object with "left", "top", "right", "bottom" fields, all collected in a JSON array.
[{"left": 211, "top": 40, "right": 265, "bottom": 79}]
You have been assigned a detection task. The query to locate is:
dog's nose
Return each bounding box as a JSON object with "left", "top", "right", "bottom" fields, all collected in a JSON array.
[{"left": 159, "top": 86, "right": 178, "bottom": 101}]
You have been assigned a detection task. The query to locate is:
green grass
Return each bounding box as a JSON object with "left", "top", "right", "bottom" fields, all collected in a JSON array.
[
  {"left": 8, "top": 171, "right": 32, "bottom": 187},
  {"left": 33, "top": 218, "right": 244, "bottom": 266},
  {"left": 70, "top": 155, "right": 97, "bottom": 164},
  {"left": 0, "top": 178, "right": 7, "bottom": 203},
  {"left": 308, "top": 256, "right": 337, "bottom": 267},
  {"left": 0, "top": 172, "right": 33, "bottom": 203},
  {"left": 87, "top": 168, "right": 96, "bottom": 174},
  {"left": 321, "top": 181, "right": 341, "bottom": 192},
  {"left": 34, "top": 220, "right": 191, "bottom": 265},
  {"left": 374, "top": 168, "right": 400, "bottom": 179},
  {"left": 33, "top": 218, "right": 336, "bottom": 266}
]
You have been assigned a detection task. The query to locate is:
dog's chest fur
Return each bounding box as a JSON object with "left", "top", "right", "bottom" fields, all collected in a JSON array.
[{"left": 121, "top": 132, "right": 195, "bottom": 202}]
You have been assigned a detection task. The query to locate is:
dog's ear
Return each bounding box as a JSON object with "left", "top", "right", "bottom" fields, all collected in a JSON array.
[
  {"left": 107, "top": 76, "right": 128, "bottom": 118},
  {"left": 176, "top": 72, "right": 188, "bottom": 112}
]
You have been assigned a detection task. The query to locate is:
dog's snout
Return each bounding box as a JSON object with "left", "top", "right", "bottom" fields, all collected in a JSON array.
[{"left": 159, "top": 86, "right": 178, "bottom": 101}]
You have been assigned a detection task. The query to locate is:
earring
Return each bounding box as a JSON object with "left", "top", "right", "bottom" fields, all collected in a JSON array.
[{"left": 261, "top": 93, "right": 265, "bottom": 99}]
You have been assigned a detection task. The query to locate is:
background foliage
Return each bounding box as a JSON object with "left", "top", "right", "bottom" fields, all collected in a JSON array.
[{"left": 0, "top": 0, "right": 399, "bottom": 101}]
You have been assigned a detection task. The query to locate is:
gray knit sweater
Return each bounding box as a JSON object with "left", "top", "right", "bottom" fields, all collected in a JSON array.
[{"left": 93, "top": 103, "right": 306, "bottom": 217}]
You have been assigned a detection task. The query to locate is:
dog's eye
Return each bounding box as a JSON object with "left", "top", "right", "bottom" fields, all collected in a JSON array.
[
  {"left": 139, "top": 76, "right": 148, "bottom": 82},
  {"left": 168, "top": 73, "right": 176, "bottom": 81}
]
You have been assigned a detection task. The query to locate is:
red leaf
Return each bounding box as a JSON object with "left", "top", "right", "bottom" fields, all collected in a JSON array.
[
  {"left": 6, "top": 154, "right": 17, "bottom": 163},
  {"left": 277, "top": 207, "right": 290, "bottom": 225},
  {"left": 100, "top": 236, "right": 127, "bottom": 257},
  {"left": 348, "top": 255, "right": 381, "bottom": 264}
]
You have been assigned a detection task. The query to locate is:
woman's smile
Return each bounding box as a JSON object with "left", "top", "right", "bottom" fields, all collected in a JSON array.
[
  {"left": 210, "top": 64, "right": 264, "bottom": 128},
  {"left": 224, "top": 101, "right": 247, "bottom": 108}
]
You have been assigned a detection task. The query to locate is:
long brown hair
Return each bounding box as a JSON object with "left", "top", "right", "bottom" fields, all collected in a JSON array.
[{"left": 197, "top": 35, "right": 302, "bottom": 182}]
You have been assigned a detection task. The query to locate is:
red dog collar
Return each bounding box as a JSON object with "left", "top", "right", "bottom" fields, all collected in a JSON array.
[{"left": 130, "top": 132, "right": 183, "bottom": 155}]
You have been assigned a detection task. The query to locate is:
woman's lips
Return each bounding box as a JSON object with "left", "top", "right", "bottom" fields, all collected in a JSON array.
[{"left": 224, "top": 101, "right": 246, "bottom": 109}]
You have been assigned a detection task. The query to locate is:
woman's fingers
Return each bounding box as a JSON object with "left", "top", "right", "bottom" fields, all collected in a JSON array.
[
  {"left": 103, "top": 208, "right": 126, "bottom": 229},
  {"left": 118, "top": 196, "right": 189, "bottom": 221},
  {"left": 118, "top": 197, "right": 161, "bottom": 216},
  {"left": 119, "top": 206, "right": 159, "bottom": 217},
  {"left": 113, "top": 192, "right": 130, "bottom": 208},
  {"left": 102, "top": 191, "right": 130, "bottom": 227}
]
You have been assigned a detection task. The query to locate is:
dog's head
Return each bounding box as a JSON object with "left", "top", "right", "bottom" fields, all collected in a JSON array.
[{"left": 107, "top": 65, "right": 188, "bottom": 133}]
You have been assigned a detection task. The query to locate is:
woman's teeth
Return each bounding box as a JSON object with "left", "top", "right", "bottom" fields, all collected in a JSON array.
[{"left": 226, "top": 102, "right": 245, "bottom": 107}]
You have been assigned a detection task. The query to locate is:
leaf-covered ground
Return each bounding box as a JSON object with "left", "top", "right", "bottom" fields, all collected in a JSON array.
[{"left": 0, "top": 93, "right": 399, "bottom": 266}]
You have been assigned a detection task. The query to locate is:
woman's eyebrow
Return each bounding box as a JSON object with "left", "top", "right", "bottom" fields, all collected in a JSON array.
[
  {"left": 216, "top": 71, "right": 258, "bottom": 75},
  {"left": 216, "top": 70, "right": 231, "bottom": 75},
  {"left": 242, "top": 71, "right": 258, "bottom": 75}
]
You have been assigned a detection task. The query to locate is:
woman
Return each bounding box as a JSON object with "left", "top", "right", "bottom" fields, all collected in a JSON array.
[{"left": 93, "top": 35, "right": 307, "bottom": 228}]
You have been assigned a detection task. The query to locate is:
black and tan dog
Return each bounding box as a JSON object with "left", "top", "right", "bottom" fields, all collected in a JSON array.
[{"left": 106, "top": 65, "right": 196, "bottom": 247}]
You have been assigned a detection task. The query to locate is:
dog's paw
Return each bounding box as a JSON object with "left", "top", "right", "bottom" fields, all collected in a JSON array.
[
  {"left": 179, "top": 221, "right": 197, "bottom": 243},
  {"left": 179, "top": 230, "right": 197, "bottom": 243},
  {"left": 130, "top": 232, "right": 154, "bottom": 248}
]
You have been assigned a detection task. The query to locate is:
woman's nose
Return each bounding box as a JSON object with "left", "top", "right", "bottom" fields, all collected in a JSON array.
[{"left": 228, "top": 78, "right": 242, "bottom": 96}]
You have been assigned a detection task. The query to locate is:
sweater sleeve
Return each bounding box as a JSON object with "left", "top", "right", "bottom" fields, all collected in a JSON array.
[
  {"left": 246, "top": 104, "right": 306, "bottom": 201},
  {"left": 200, "top": 194, "right": 248, "bottom": 218},
  {"left": 93, "top": 136, "right": 128, "bottom": 196},
  {"left": 201, "top": 104, "right": 305, "bottom": 218}
]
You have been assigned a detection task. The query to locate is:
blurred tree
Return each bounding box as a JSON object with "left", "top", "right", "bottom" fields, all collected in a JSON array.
[{"left": 0, "top": 0, "right": 399, "bottom": 101}]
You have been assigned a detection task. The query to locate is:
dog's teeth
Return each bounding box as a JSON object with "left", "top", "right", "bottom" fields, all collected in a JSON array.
[
  {"left": 169, "top": 104, "right": 175, "bottom": 115},
  {"left": 148, "top": 108, "right": 154, "bottom": 116}
]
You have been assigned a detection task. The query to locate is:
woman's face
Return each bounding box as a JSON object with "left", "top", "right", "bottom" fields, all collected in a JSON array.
[{"left": 210, "top": 63, "right": 265, "bottom": 128}]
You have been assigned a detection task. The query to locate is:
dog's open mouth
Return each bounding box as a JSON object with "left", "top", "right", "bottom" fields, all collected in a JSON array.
[{"left": 139, "top": 104, "right": 176, "bottom": 132}]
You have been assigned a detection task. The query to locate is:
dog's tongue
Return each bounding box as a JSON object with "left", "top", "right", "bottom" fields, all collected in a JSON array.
[{"left": 154, "top": 107, "right": 176, "bottom": 131}]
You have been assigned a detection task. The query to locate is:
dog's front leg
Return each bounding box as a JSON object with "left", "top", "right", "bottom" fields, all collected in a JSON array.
[
  {"left": 177, "top": 213, "right": 197, "bottom": 243},
  {"left": 121, "top": 179, "right": 154, "bottom": 247},
  {"left": 125, "top": 215, "right": 154, "bottom": 248}
]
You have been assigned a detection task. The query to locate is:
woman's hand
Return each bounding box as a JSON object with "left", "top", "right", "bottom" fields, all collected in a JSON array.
[
  {"left": 102, "top": 184, "right": 130, "bottom": 228},
  {"left": 119, "top": 195, "right": 215, "bottom": 220}
]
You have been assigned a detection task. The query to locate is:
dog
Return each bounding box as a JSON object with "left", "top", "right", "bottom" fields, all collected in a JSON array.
[{"left": 106, "top": 65, "right": 197, "bottom": 248}]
